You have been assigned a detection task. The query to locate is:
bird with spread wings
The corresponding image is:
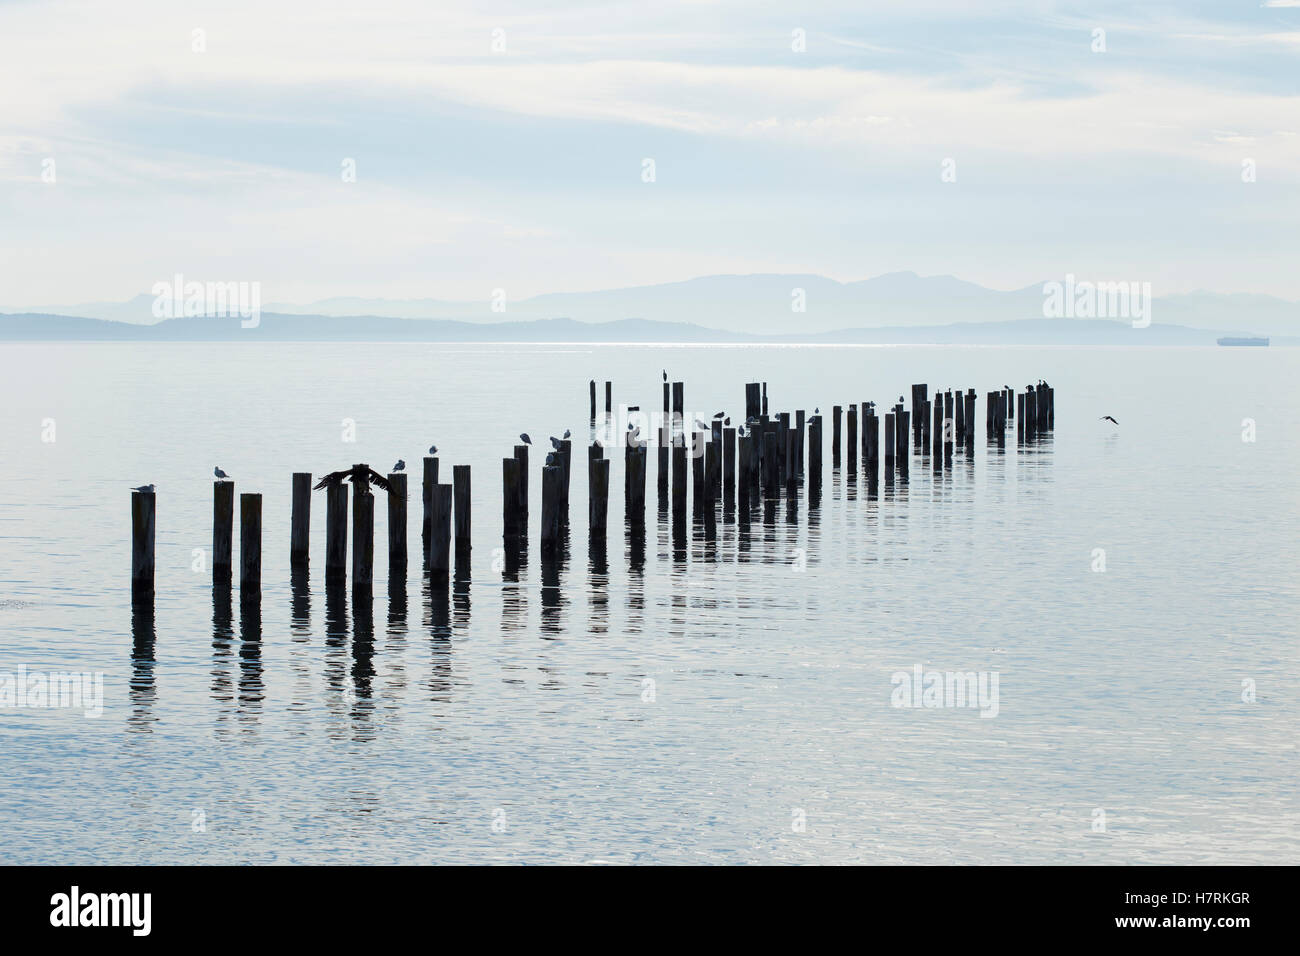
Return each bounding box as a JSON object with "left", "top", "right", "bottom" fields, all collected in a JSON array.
[{"left": 314, "top": 464, "right": 400, "bottom": 495}]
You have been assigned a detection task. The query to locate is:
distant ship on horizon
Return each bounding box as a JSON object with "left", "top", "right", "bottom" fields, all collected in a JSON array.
[{"left": 1217, "top": 336, "right": 1269, "bottom": 347}]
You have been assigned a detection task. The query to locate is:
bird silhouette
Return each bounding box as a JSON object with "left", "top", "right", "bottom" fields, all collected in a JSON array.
[
  {"left": 549, "top": 436, "right": 563, "bottom": 450},
  {"left": 562, "top": 428, "right": 571, "bottom": 439},
  {"left": 545, "top": 452, "right": 556, "bottom": 467},
  {"left": 695, "top": 418, "right": 707, "bottom": 430},
  {"left": 662, "top": 369, "right": 667, "bottom": 381},
  {"left": 131, "top": 484, "right": 155, "bottom": 493},
  {"left": 427, "top": 445, "right": 437, "bottom": 455},
  {"left": 1101, "top": 416, "right": 1119, "bottom": 425},
  {"left": 519, "top": 433, "right": 531, "bottom": 445},
  {"left": 723, "top": 416, "right": 730, "bottom": 426},
  {"left": 392, "top": 459, "right": 406, "bottom": 472},
  {"left": 213, "top": 466, "right": 229, "bottom": 480},
  {"left": 313, "top": 464, "right": 398, "bottom": 495}
]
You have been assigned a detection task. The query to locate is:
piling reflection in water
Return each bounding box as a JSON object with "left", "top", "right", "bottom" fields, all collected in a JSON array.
[
  {"left": 425, "top": 572, "right": 453, "bottom": 703},
  {"left": 238, "top": 587, "right": 263, "bottom": 727},
  {"left": 350, "top": 585, "right": 376, "bottom": 741},
  {"left": 128, "top": 594, "right": 157, "bottom": 733},
  {"left": 210, "top": 584, "right": 234, "bottom": 730}
]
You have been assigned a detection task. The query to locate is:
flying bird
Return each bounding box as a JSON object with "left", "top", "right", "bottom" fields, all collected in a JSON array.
[
  {"left": 519, "top": 433, "right": 531, "bottom": 445},
  {"left": 313, "top": 464, "right": 398, "bottom": 495},
  {"left": 427, "top": 445, "right": 437, "bottom": 455},
  {"left": 131, "top": 484, "right": 155, "bottom": 493},
  {"left": 1101, "top": 416, "right": 1119, "bottom": 425},
  {"left": 392, "top": 459, "right": 406, "bottom": 472},
  {"left": 213, "top": 466, "right": 229, "bottom": 480}
]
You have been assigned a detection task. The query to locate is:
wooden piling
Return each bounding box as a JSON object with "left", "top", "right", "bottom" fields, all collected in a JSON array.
[
  {"left": 808, "top": 415, "right": 822, "bottom": 488},
  {"left": 453, "top": 465, "right": 470, "bottom": 545},
  {"left": 351, "top": 486, "right": 373, "bottom": 588},
  {"left": 627, "top": 444, "right": 646, "bottom": 524},
  {"left": 884, "top": 412, "right": 896, "bottom": 481},
  {"left": 213, "top": 480, "right": 234, "bottom": 583},
  {"left": 240, "top": 492, "right": 262, "bottom": 591},
  {"left": 513, "top": 445, "right": 528, "bottom": 523},
  {"left": 290, "top": 473, "right": 311, "bottom": 567},
  {"left": 589, "top": 379, "right": 597, "bottom": 422},
  {"left": 558, "top": 438, "right": 572, "bottom": 523},
  {"left": 762, "top": 430, "right": 779, "bottom": 497},
  {"left": 540, "top": 466, "right": 561, "bottom": 552},
  {"left": 422, "top": 456, "right": 438, "bottom": 569},
  {"left": 131, "top": 489, "right": 155, "bottom": 595},
  {"left": 745, "top": 383, "right": 761, "bottom": 420},
  {"left": 429, "top": 483, "right": 452, "bottom": 576},
  {"left": 865, "top": 408, "right": 879, "bottom": 482},
  {"left": 387, "top": 472, "right": 407, "bottom": 571},
  {"left": 832, "top": 405, "right": 842, "bottom": 467},
  {"left": 692, "top": 440, "right": 706, "bottom": 518},
  {"left": 502, "top": 457, "right": 522, "bottom": 536},
  {"left": 604, "top": 380, "right": 612, "bottom": 416},
  {"left": 325, "top": 483, "right": 348, "bottom": 579},
  {"left": 589, "top": 454, "right": 609, "bottom": 532},
  {"left": 795, "top": 410, "right": 806, "bottom": 476},
  {"left": 671, "top": 443, "right": 687, "bottom": 519},
  {"left": 898, "top": 411, "right": 910, "bottom": 478},
  {"left": 846, "top": 405, "right": 857, "bottom": 475},
  {"left": 723, "top": 426, "right": 736, "bottom": 509}
]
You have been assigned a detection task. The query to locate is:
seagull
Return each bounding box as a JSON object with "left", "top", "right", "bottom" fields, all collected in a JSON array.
[
  {"left": 738, "top": 426, "right": 746, "bottom": 437},
  {"left": 392, "top": 459, "right": 406, "bottom": 472},
  {"left": 314, "top": 464, "right": 398, "bottom": 495},
  {"left": 131, "top": 484, "right": 155, "bottom": 493},
  {"left": 545, "top": 452, "right": 556, "bottom": 467},
  {"left": 662, "top": 369, "right": 667, "bottom": 381},
  {"left": 713, "top": 411, "right": 724, "bottom": 419},
  {"left": 562, "top": 428, "right": 571, "bottom": 439},
  {"left": 549, "top": 436, "right": 563, "bottom": 450},
  {"left": 695, "top": 418, "right": 707, "bottom": 430},
  {"left": 723, "top": 416, "right": 730, "bottom": 426},
  {"left": 213, "top": 466, "right": 229, "bottom": 480},
  {"left": 519, "top": 434, "right": 531, "bottom": 445},
  {"left": 1101, "top": 416, "right": 1119, "bottom": 425},
  {"left": 427, "top": 445, "right": 437, "bottom": 455},
  {"left": 814, "top": 407, "right": 819, "bottom": 414}
]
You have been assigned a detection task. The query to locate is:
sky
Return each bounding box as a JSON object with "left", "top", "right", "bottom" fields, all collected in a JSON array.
[{"left": 1, "top": 0, "right": 1298, "bottom": 305}]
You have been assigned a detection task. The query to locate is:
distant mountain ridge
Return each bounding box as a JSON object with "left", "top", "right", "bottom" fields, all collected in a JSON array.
[
  {"left": 5, "top": 271, "right": 1295, "bottom": 337},
  {"left": 4, "top": 310, "right": 1295, "bottom": 346}
]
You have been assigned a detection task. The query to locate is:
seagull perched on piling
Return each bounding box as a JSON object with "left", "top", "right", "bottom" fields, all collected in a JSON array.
[
  {"left": 427, "top": 445, "right": 437, "bottom": 455},
  {"left": 695, "top": 418, "right": 707, "bottom": 430},
  {"left": 392, "top": 459, "right": 406, "bottom": 472},
  {"left": 213, "top": 466, "right": 229, "bottom": 480},
  {"left": 550, "top": 436, "right": 563, "bottom": 450},
  {"left": 662, "top": 369, "right": 667, "bottom": 381},
  {"left": 1101, "top": 416, "right": 1119, "bottom": 425},
  {"left": 545, "top": 452, "right": 557, "bottom": 467},
  {"left": 562, "top": 428, "right": 571, "bottom": 439},
  {"left": 519, "top": 433, "right": 531, "bottom": 445},
  {"left": 313, "top": 464, "right": 399, "bottom": 495},
  {"left": 131, "top": 484, "right": 155, "bottom": 493}
]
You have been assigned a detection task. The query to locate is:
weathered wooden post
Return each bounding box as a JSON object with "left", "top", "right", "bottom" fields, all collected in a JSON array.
[
  {"left": 808, "top": 415, "right": 822, "bottom": 489},
  {"left": 884, "top": 412, "right": 896, "bottom": 482},
  {"left": 762, "top": 430, "right": 779, "bottom": 497},
  {"left": 213, "top": 480, "right": 234, "bottom": 584},
  {"left": 290, "top": 473, "right": 311, "bottom": 567},
  {"left": 540, "top": 465, "right": 561, "bottom": 553},
  {"left": 671, "top": 442, "right": 687, "bottom": 520},
  {"left": 795, "top": 410, "right": 806, "bottom": 476},
  {"left": 723, "top": 426, "right": 736, "bottom": 510},
  {"left": 351, "top": 476, "right": 373, "bottom": 589},
  {"left": 692, "top": 437, "right": 706, "bottom": 518},
  {"left": 659, "top": 379, "right": 671, "bottom": 503},
  {"left": 964, "top": 389, "right": 976, "bottom": 453},
  {"left": 932, "top": 399, "right": 942, "bottom": 466},
  {"left": 502, "top": 457, "right": 522, "bottom": 536},
  {"left": 422, "top": 456, "right": 438, "bottom": 569},
  {"left": 846, "top": 405, "right": 857, "bottom": 475},
  {"left": 513, "top": 445, "right": 528, "bottom": 525},
  {"left": 832, "top": 405, "right": 842, "bottom": 467},
  {"left": 898, "top": 411, "right": 910, "bottom": 478},
  {"left": 1017, "top": 393, "right": 1026, "bottom": 442},
  {"left": 705, "top": 438, "right": 720, "bottom": 502},
  {"left": 761, "top": 382, "right": 768, "bottom": 417},
  {"left": 944, "top": 390, "right": 955, "bottom": 464},
  {"left": 589, "top": 379, "right": 597, "bottom": 423},
  {"left": 604, "top": 380, "right": 612, "bottom": 417},
  {"left": 453, "top": 465, "right": 470, "bottom": 547},
  {"left": 325, "top": 483, "right": 348, "bottom": 579},
  {"left": 131, "top": 488, "right": 155, "bottom": 596},
  {"left": 923, "top": 399, "right": 932, "bottom": 452},
  {"left": 745, "top": 383, "right": 761, "bottom": 420},
  {"left": 557, "top": 438, "right": 572, "bottom": 524},
  {"left": 240, "top": 492, "right": 262, "bottom": 592},
  {"left": 589, "top": 450, "right": 609, "bottom": 533},
  {"left": 429, "top": 483, "right": 452, "bottom": 578},
  {"left": 387, "top": 472, "right": 407, "bottom": 572},
  {"left": 628, "top": 444, "right": 646, "bottom": 524},
  {"left": 865, "top": 407, "right": 879, "bottom": 483},
  {"left": 954, "top": 389, "right": 966, "bottom": 445}
]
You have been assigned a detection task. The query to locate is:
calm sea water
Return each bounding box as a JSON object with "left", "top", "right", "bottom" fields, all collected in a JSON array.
[{"left": 0, "top": 342, "right": 1296, "bottom": 864}]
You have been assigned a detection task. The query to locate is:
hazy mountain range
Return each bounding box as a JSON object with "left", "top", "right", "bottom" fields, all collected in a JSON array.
[{"left": 2, "top": 272, "right": 1295, "bottom": 343}]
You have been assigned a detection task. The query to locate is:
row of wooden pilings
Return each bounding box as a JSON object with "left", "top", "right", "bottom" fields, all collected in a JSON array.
[{"left": 131, "top": 378, "right": 1053, "bottom": 595}]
